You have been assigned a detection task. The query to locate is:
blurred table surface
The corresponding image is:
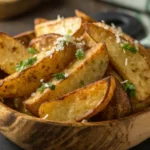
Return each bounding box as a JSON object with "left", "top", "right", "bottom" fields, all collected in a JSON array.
[{"left": 0, "top": 0, "right": 150, "bottom": 149}]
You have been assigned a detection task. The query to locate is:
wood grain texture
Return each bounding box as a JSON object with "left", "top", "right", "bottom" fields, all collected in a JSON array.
[{"left": 0, "top": 102, "right": 150, "bottom": 150}]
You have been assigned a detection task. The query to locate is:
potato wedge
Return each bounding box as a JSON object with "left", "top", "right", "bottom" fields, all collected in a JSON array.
[
  {"left": 34, "top": 18, "right": 49, "bottom": 25},
  {"left": 0, "top": 33, "right": 31, "bottom": 74},
  {"left": 14, "top": 30, "right": 35, "bottom": 47},
  {"left": 39, "top": 76, "right": 115, "bottom": 122},
  {"left": 132, "top": 97, "right": 150, "bottom": 113},
  {"left": 82, "top": 31, "right": 97, "bottom": 48},
  {"left": 29, "top": 34, "right": 61, "bottom": 52},
  {"left": 92, "top": 78, "right": 132, "bottom": 121},
  {"left": 0, "top": 42, "right": 76, "bottom": 98},
  {"left": 35, "top": 17, "right": 84, "bottom": 37},
  {"left": 105, "top": 66, "right": 123, "bottom": 82},
  {"left": 75, "top": 9, "right": 95, "bottom": 23},
  {"left": 24, "top": 43, "right": 109, "bottom": 115},
  {"left": 85, "top": 23, "right": 150, "bottom": 101}
]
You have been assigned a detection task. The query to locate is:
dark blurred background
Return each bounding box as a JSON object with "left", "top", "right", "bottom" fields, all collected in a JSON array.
[{"left": 0, "top": 0, "right": 150, "bottom": 149}]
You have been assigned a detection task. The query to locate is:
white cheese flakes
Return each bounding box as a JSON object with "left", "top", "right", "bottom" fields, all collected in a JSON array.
[{"left": 125, "top": 58, "right": 128, "bottom": 66}]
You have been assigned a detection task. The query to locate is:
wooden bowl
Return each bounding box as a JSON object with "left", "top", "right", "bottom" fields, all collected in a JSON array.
[
  {"left": 0, "top": 102, "right": 150, "bottom": 150},
  {"left": 0, "top": 0, "right": 40, "bottom": 19}
]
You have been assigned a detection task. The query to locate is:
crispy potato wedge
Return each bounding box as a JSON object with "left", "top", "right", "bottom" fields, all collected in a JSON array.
[
  {"left": 75, "top": 9, "right": 95, "bottom": 23},
  {"left": 132, "top": 98, "right": 150, "bottom": 113},
  {"left": 85, "top": 23, "right": 150, "bottom": 101},
  {"left": 105, "top": 66, "right": 123, "bottom": 82},
  {"left": 92, "top": 79, "right": 132, "bottom": 120},
  {"left": 14, "top": 30, "right": 35, "bottom": 47},
  {"left": 24, "top": 43, "right": 109, "bottom": 115},
  {"left": 35, "top": 17, "right": 84, "bottom": 37},
  {"left": 39, "top": 76, "right": 116, "bottom": 122},
  {"left": 34, "top": 18, "right": 49, "bottom": 25},
  {"left": 82, "top": 31, "right": 97, "bottom": 48},
  {"left": 29, "top": 34, "right": 61, "bottom": 52},
  {"left": 0, "top": 42, "right": 76, "bottom": 98},
  {"left": 0, "top": 33, "right": 31, "bottom": 74}
]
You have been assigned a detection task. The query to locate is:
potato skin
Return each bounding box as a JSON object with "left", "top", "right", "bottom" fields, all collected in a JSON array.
[
  {"left": 92, "top": 78, "right": 132, "bottom": 121},
  {"left": 85, "top": 23, "right": 150, "bottom": 101},
  {"left": 24, "top": 43, "right": 109, "bottom": 116}
]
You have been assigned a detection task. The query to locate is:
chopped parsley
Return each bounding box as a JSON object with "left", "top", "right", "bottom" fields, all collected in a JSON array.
[
  {"left": 16, "top": 57, "right": 37, "bottom": 72},
  {"left": 28, "top": 47, "right": 38, "bottom": 54},
  {"left": 80, "top": 80, "right": 85, "bottom": 86},
  {"left": 123, "top": 81, "right": 136, "bottom": 98},
  {"left": 38, "top": 82, "right": 55, "bottom": 93},
  {"left": 75, "top": 49, "right": 85, "bottom": 60},
  {"left": 122, "top": 44, "right": 137, "bottom": 53},
  {"left": 52, "top": 72, "right": 66, "bottom": 80},
  {"left": 67, "top": 29, "right": 72, "bottom": 35}
]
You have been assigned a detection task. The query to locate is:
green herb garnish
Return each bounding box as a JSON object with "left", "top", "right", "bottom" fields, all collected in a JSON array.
[
  {"left": 122, "top": 44, "right": 137, "bottom": 53},
  {"left": 48, "top": 83, "right": 55, "bottom": 90},
  {"left": 67, "top": 29, "right": 72, "bottom": 35},
  {"left": 38, "top": 82, "right": 55, "bottom": 93},
  {"left": 38, "top": 83, "right": 46, "bottom": 93},
  {"left": 52, "top": 72, "right": 66, "bottom": 80},
  {"left": 16, "top": 57, "right": 37, "bottom": 72},
  {"left": 80, "top": 80, "right": 85, "bottom": 86},
  {"left": 123, "top": 81, "right": 136, "bottom": 98},
  {"left": 75, "top": 49, "right": 85, "bottom": 60},
  {"left": 28, "top": 47, "right": 38, "bottom": 54}
]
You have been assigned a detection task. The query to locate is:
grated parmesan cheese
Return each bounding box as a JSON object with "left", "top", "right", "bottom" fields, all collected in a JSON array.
[
  {"left": 81, "top": 119, "right": 88, "bottom": 123},
  {"left": 44, "top": 83, "right": 49, "bottom": 88},
  {"left": 121, "top": 80, "right": 128, "bottom": 84},
  {"left": 40, "top": 79, "right": 44, "bottom": 82},
  {"left": 64, "top": 73, "right": 69, "bottom": 78},
  {"left": 31, "top": 92, "right": 36, "bottom": 97},
  {"left": 125, "top": 58, "right": 128, "bottom": 66},
  {"left": 57, "top": 15, "right": 64, "bottom": 21},
  {"left": 42, "top": 114, "right": 49, "bottom": 119},
  {"left": 111, "top": 23, "right": 116, "bottom": 29},
  {"left": 101, "top": 20, "right": 105, "bottom": 24},
  {"left": 104, "top": 25, "right": 109, "bottom": 30},
  {"left": 134, "top": 40, "right": 139, "bottom": 51}
]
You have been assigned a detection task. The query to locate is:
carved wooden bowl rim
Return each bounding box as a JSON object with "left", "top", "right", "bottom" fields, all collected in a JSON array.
[{"left": 0, "top": 102, "right": 148, "bottom": 127}]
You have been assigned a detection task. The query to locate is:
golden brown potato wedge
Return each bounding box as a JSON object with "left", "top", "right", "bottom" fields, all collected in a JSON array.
[
  {"left": 0, "top": 33, "right": 31, "bottom": 74},
  {"left": 92, "top": 78, "right": 132, "bottom": 121},
  {"left": 132, "top": 98, "right": 150, "bottom": 113},
  {"left": 84, "top": 23, "right": 150, "bottom": 101},
  {"left": 14, "top": 30, "right": 35, "bottom": 47},
  {"left": 34, "top": 18, "right": 49, "bottom": 25},
  {"left": 75, "top": 9, "right": 95, "bottom": 23},
  {"left": 82, "top": 31, "right": 97, "bottom": 48},
  {"left": 0, "top": 42, "right": 76, "bottom": 98},
  {"left": 24, "top": 43, "right": 109, "bottom": 115},
  {"left": 39, "top": 76, "right": 116, "bottom": 122},
  {"left": 29, "top": 34, "right": 61, "bottom": 52},
  {"left": 105, "top": 66, "right": 123, "bottom": 82},
  {"left": 13, "top": 98, "right": 32, "bottom": 115},
  {"left": 35, "top": 17, "right": 84, "bottom": 37}
]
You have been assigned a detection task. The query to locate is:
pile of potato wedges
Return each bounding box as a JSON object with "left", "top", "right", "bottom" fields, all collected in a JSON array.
[{"left": 0, "top": 10, "right": 150, "bottom": 122}]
